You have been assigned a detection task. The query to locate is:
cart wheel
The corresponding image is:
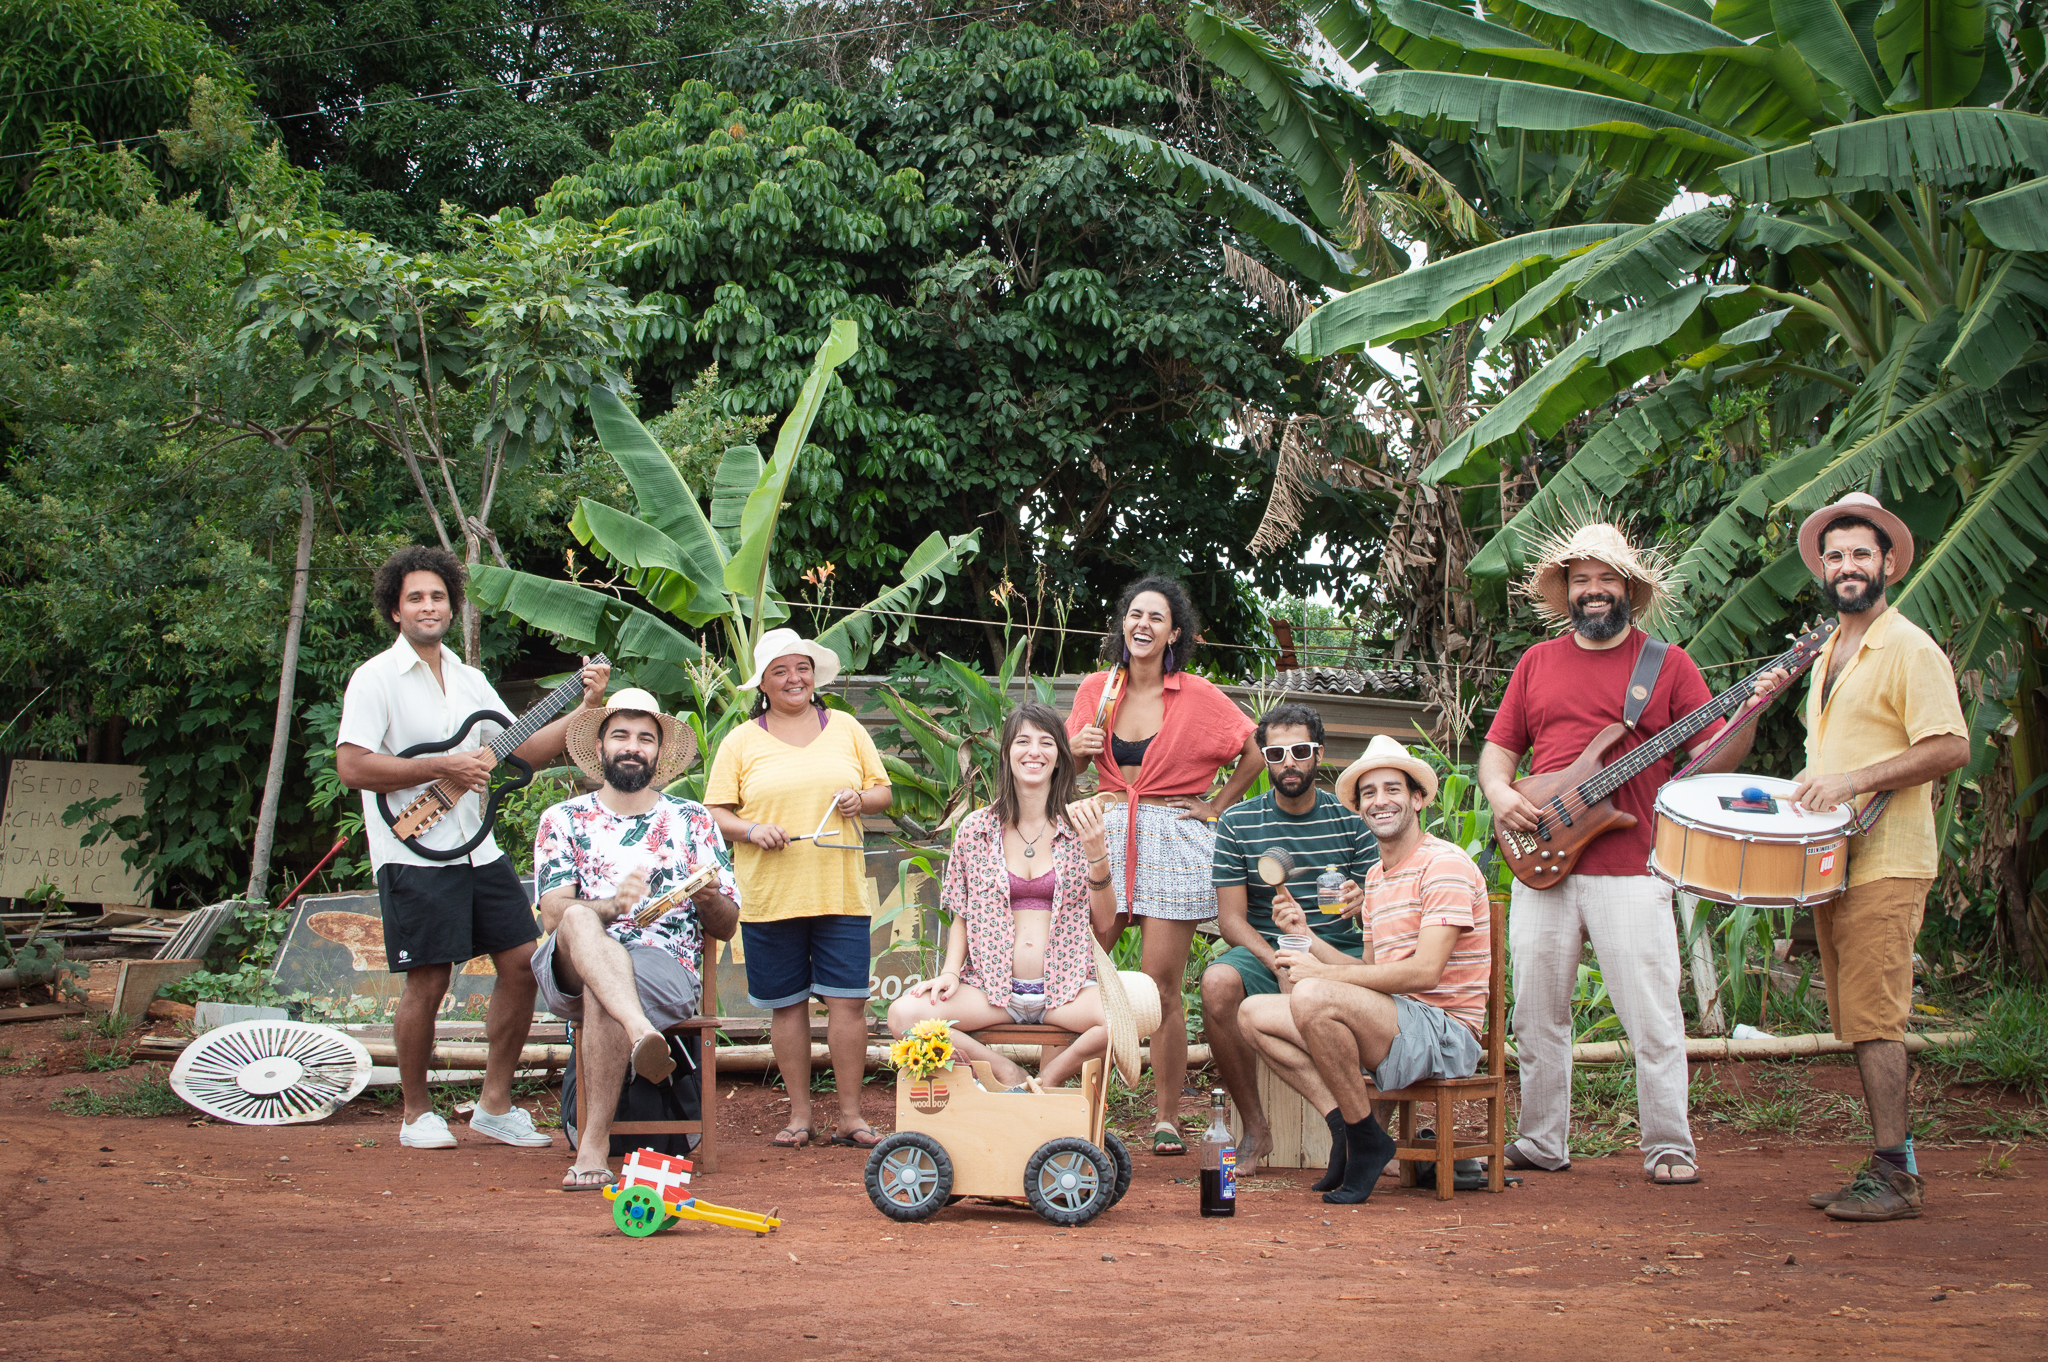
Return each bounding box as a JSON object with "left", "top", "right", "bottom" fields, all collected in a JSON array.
[
  {"left": 1023, "top": 1137, "right": 1115, "bottom": 1227},
  {"left": 864, "top": 1132, "right": 954, "bottom": 1222},
  {"left": 612, "top": 1184, "right": 668, "bottom": 1238},
  {"left": 1101, "top": 1130, "right": 1133, "bottom": 1209}
]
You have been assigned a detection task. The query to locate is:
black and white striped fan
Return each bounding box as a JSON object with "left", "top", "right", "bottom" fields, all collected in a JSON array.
[{"left": 170, "top": 1020, "right": 373, "bottom": 1125}]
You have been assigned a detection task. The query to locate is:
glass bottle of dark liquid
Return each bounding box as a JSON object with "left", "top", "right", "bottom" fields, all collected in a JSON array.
[{"left": 1198, "top": 1088, "right": 1236, "bottom": 1217}]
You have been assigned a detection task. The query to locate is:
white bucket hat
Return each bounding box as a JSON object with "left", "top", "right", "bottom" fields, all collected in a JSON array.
[
  {"left": 563, "top": 687, "right": 697, "bottom": 789},
  {"left": 1336, "top": 734, "right": 1439, "bottom": 810},
  {"left": 739, "top": 628, "right": 842, "bottom": 691}
]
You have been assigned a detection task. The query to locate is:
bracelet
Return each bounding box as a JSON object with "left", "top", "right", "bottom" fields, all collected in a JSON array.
[
  {"left": 1087, "top": 854, "right": 1109, "bottom": 865},
  {"left": 1087, "top": 876, "right": 1112, "bottom": 889}
]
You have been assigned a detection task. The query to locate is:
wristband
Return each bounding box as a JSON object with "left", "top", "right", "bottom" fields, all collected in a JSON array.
[{"left": 1087, "top": 876, "right": 1112, "bottom": 889}]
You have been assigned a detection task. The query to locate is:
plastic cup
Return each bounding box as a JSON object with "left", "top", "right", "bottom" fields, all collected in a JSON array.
[{"left": 1275, "top": 934, "right": 1313, "bottom": 993}]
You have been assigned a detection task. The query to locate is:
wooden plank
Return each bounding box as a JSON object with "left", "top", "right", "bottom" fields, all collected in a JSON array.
[
  {"left": 0, "top": 1003, "right": 87, "bottom": 1023},
  {"left": 110, "top": 959, "right": 202, "bottom": 1018}
]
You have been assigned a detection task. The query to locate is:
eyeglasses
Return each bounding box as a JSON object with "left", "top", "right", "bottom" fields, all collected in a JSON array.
[
  {"left": 1821, "top": 547, "right": 1883, "bottom": 568},
  {"left": 1261, "top": 742, "right": 1323, "bottom": 764}
]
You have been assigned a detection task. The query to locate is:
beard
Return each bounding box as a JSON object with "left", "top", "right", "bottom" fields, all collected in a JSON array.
[
  {"left": 1273, "top": 767, "right": 1315, "bottom": 798},
  {"left": 1569, "top": 591, "right": 1631, "bottom": 642},
  {"left": 1827, "top": 573, "right": 1882, "bottom": 614},
  {"left": 603, "top": 752, "right": 654, "bottom": 793}
]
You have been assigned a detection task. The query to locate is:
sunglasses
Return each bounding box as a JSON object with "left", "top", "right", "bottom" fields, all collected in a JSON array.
[{"left": 1261, "top": 742, "right": 1323, "bottom": 764}]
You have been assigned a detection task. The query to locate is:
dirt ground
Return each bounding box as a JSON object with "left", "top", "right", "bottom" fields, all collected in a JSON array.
[{"left": 2, "top": 1014, "right": 2044, "bottom": 1361}]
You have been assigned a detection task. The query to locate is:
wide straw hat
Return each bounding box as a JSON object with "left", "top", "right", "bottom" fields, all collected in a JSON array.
[
  {"left": 1093, "top": 942, "right": 1163, "bottom": 1089},
  {"left": 563, "top": 687, "right": 698, "bottom": 789},
  {"left": 1521, "top": 520, "right": 1670, "bottom": 629},
  {"left": 1797, "top": 490, "right": 1914, "bottom": 585},
  {"left": 738, "top": 628, "right": 842, "bottom": 691},
  {"left": 1336, "top": 734, "right": 1439, "bottom": 809}
]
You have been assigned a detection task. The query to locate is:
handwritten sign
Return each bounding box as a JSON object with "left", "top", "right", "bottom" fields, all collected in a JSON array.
[{"left": 0, "top": 760, "right": 152, "bottom": 906}]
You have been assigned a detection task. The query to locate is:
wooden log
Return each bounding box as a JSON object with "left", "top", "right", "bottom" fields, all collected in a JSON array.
[{"left": 1508, "top": 1030, "right": 1973, "bottom": 1066}]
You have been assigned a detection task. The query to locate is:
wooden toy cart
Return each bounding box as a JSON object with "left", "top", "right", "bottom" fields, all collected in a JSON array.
[
  {"left": 603, "top": 1147, "right": 782, "bottom": 1238},
  {"left": 862, "top": 1058, "right": 1131, "bottom": 1226}
]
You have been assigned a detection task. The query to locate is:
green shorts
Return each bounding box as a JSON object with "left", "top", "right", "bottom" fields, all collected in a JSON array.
[{"left": 1214, "top": 941, "right": 1366, "bottom": 996}]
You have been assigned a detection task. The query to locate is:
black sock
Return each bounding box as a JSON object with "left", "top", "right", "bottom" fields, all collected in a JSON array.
[
  {"left": 1873, "top": 1144, "right": 1912, "bottom": 1175},
  {"left": 1311, "top": 1109, "right": 1348, "bottom": 1193},
  {"left": 1322, "top": 1114, "right": 1396, "bottom": 1205}
]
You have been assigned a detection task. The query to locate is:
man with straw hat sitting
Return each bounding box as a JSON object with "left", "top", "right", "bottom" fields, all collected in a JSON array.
[
  {"left": 531, "top": 688, "right": 739, "bottom": 1191},
  {"left": 1789, "top": 493, "right": 1966, "bottom": 1221},
  {"left": 1236, "top": 736, "right": 1490, "bottom": 1204},
  {"left": 1477, "top": 521, "right": 1771, "bottom": 1187}
]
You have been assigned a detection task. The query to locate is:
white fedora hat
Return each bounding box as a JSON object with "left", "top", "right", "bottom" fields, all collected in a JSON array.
[
  {"left": 1335, "top": 734, "right": 1439, "bottom": 810},
  {"left": 739, "top": 628, "right": 843, "bottom": 691},
  {"left": 564, "top": 687, "right": 697, "bottom": 789}
]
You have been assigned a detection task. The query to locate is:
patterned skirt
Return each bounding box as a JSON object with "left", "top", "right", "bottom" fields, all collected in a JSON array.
[{"left": 1104, "top": 801, "right": 1218, "bottom": 922}]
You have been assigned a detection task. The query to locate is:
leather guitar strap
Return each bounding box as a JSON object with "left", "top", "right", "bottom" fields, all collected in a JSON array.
[{"left": 1622, "top": 637, "right": 1670, "bottom": 731}]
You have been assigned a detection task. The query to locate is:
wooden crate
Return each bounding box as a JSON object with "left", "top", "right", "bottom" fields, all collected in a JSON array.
[{"left": 1228, "top": 1055, "right": 1332, "bottom": 1170}]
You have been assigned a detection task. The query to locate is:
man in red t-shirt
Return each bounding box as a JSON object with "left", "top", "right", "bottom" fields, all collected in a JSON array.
[{"left": 1478, "top": 524, "right": 1768, "bottom": 1186}]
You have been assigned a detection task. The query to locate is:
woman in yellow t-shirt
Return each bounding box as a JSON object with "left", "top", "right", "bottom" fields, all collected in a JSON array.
[{"left": 707, "top": 628, "right": 892, "bottom": 1149}]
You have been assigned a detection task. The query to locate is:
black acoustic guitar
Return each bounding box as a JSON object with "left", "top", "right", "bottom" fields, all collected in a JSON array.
[
  {"left": 1494, "top": 623, "right": 1833, "bottom": 889},
  {"left": 378, "top": 655, "right": 608, "bottom": 861}
]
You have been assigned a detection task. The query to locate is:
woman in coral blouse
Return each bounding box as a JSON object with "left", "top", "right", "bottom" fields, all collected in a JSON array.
[{"left": 1067, "top": 576, "right": 1260, "bottom": 1153}]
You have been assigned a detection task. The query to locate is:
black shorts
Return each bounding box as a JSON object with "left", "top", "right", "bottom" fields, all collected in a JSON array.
[{"left": 373, "top": 858, "right": 538, "bottom": 971}]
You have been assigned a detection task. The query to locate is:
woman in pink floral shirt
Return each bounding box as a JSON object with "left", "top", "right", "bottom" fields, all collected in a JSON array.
[{"left": 887, "top": 703, "right": 1122, "bottom": 1088}]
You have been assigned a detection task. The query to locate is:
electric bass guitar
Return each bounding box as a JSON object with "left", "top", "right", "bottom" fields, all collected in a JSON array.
[
  {"left": 378, "top": 655, "right": 609, "bottom": 862},
  {"left": 1493, "top": 623, "right": 1833, "bottom": 889}
]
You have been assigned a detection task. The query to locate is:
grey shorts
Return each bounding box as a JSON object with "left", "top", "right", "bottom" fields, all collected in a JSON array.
[
  {"left": 1372, "top": 995, "right": 1481, "bottom": 1093},
  {"left": 531, "top": 932, "right": 700, "bottom": 1029}
]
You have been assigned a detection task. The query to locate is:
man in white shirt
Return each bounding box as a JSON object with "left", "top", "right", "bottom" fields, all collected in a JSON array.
[{"left": 337, "top": 545, "right": 608, "bottom": 1150}]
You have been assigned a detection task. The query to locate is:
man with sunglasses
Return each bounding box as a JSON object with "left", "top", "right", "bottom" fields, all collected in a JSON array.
[
  {"left": 1790, "top": 494, "right": 1967, "bottom": 1222},
  {"left": 1203, "top": 704, "right": 1378, "bottom": 1174}
]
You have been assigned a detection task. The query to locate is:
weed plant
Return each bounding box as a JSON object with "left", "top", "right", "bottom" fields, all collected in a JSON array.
[
  {"left": 51, "top": 1069, "right": 184, "bottom": 1117},
  {"left": 77, "top": 1042, "right": 133, "bottom": 1072},
  {"left": 89, "top": 1011, "right": 133, "bottom": 1039},
  {"left": 1927, "top": 984, "right": 2048, "bottom": 1097}
]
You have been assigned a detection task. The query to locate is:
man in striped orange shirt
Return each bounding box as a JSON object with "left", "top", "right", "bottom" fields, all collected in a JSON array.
[{"left": 1239, "top": 736, "right": 1491, "bottom": 1204}]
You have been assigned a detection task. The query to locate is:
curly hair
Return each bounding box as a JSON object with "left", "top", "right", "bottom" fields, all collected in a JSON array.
[
  {"left": 1099, "top": 575, "right": 1199, "bottom": 674},
  {"left": 372, "top": 545, "right": 465, "bottom": 632},
  {"left": 1256, "top": 702, "right": 1325, "bottom": 748}
]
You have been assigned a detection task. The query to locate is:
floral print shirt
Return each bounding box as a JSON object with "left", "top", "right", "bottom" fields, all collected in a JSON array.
[
  {"left": 942, "top": 807, "right": 1096, "bottom": 1008},
  {"left": 533, "top": 793, "right": 738, "bottom": 981}
]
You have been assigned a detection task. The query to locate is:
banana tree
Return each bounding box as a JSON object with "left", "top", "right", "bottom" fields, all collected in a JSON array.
[{"left": 472, "top": 318, "right": 980, "bottom": 702}]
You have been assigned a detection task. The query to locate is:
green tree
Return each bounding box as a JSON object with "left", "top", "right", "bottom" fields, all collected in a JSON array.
[
  {"left": 239, "top": 209, "right": 658, "bottom": 661},
  {"left": 185, "top": 0, "right": 761, "bottom": 249},
  {"left": 537, "top": 19, "right": 1372, "bottom": 665}
]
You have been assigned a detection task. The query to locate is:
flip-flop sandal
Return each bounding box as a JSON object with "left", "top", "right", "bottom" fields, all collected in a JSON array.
[
  {"left": 1152, "top": 1124, "right": 1187, "bottom": 1156},
  {"left": 831, "top": 1124, "right": 884, "bottom": 1149},
  {"left": 561, "top": 1166, "right": 613, "bottom": 1192},
  {"left": 1650, "top": 1155, "right": 1700, "bottom": 1185},
  {"left": 770, "top": 1125, "right": 812, "bottom": 1148},
  {"left": 632, "top": 1032, "right": 677, "bottom": 1085}
]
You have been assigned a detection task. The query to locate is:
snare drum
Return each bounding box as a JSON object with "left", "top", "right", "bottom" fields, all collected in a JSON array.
[{"left": 1649, "top": 774, "right": 1852, "bottom": 906}]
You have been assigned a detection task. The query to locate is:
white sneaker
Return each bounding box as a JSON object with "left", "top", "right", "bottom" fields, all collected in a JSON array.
[
  {"left": 399, "top": 1110, "right": 457, "bottom": 1149},
  {"left": 468, "top": 1105, "right": 553, "bottom": 1148}
]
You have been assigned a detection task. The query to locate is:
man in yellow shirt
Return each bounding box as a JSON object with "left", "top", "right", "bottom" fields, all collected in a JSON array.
[{"left": 1791, "top": 493, "right": 1968, "bottom": 1222}]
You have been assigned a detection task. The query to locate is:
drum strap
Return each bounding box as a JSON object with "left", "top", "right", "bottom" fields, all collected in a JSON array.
[{"left": 1622, "top": 638, "right": 1670, "bottom": 731}]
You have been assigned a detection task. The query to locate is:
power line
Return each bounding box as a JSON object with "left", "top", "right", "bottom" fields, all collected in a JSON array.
[
  {"left": 9, "top": 0, "right": 680, "bottom": 102},
  {"left": 0, "top": 4, "right": 1032, "bottom": 166}
]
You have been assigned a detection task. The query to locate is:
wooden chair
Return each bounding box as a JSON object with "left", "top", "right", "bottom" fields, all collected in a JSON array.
[
  {"left": 965, "top": 1022, "right": 1084, "bottom": 1075},
  {"left": 571, "top": 934, "right": 722, "bottom": 1174},
  {"left": 1368, "top": 893, "right": 1510, "bottom": 1201}
]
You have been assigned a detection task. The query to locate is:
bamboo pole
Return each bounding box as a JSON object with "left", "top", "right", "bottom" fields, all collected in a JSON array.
[{"left": 1509, "top": 1030, "right": 1972, "bottom": 1067}]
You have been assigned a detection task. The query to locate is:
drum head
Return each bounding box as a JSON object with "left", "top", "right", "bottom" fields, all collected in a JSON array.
[{"left": 1656, "top": 773, "right": 1853, "bottom": 839}]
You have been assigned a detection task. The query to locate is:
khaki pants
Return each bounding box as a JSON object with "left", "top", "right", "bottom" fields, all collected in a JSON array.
[
  {"left": 1814, "top": 878, "right": 1930, "bottom": 1044},
  {"left": 1507, "top": 875, "right": 1695, "bottom": 1174}
]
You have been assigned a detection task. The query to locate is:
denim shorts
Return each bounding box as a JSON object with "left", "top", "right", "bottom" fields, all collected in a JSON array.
[
  {"left": 740, "top": 915, "right": 873, "bottom": 1009},
  {"left": 1372, "top": 994, "right": 1481, "bottom": 1093}
]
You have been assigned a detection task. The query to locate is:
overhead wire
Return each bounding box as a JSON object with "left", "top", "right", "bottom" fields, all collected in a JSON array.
[{"left": 0, "top": 3, "right": 1033, "bottom": 165}]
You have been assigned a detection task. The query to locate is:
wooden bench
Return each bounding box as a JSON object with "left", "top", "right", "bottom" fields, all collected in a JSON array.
[{"left": 965, "top": 1022, "right": 1084, "bottom": 1074}]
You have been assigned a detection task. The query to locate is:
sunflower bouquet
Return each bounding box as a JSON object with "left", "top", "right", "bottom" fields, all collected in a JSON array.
[{"left": 888, "top": 1018, "right": 955, "bottom": 1079}]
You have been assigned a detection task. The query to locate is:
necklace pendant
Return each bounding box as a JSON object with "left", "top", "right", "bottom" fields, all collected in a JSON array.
[{"left": 1023, "top": 845, "right": 1035, "bottom": 858}]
